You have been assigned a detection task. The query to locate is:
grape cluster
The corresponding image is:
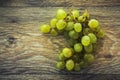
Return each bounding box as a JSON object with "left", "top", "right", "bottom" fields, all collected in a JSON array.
[{"left": 40, "top": 8, "right": 105, "bottom": 71}]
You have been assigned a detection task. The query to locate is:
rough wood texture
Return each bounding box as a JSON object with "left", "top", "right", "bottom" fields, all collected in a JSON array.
[
  {"left": 0, "top": 0, "right": 120, "bottom": 7},
  {"left": 0, "top": 0, "right": 120, "bottom": 80}
]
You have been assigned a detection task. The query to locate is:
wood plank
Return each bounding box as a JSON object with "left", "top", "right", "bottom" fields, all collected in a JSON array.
[
  {"left": 0, "top": 0, "right": 120, "bottom": 7},
  {"left": 0, "top": 7, "right": 120, "bottom": 79},
  {"left": 0, "top": 74, "right": 120, "bottom": 80}
]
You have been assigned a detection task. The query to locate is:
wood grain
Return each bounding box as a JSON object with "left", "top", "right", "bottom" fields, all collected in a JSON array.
[
  {"left": 0, "top": 6, "right": 120, "bottom": 80},
  {"left": 0, "top": 0, "right": 120, "bottom": 7}
]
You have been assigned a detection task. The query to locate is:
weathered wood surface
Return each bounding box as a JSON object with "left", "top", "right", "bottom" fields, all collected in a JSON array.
[
  {"left": 0, "top": 0, "right": 120, "bottom": 7},
  {"left": 0, "top": 0, "right": 120, "bottom": 80}
]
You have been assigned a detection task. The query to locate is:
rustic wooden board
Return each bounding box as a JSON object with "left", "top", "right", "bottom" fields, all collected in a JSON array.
[
  {"left": 0, "top": 0, "right": 120, "bottom": 80},
  {"left": 0, "top": 0, "right": 120, "bottom": 7}
]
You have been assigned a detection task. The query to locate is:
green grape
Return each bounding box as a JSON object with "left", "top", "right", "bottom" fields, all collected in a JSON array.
[
  {"left": 62, "top": 48, "right": 72, "bottom": 58},
  {"left": 84, "top": 44, "right": 93, "bottom": 53},
  {"left": 68, "top": 39, "right": 77, "bottom": 47},
  {"left": 78, "top": 16, "right": 86, "bottom": 22},
  {"left": 84, "top": 54, "right": 95, "bottom": 63},
  {"left": 66, "top": 16, "right": 72, "bottom": 21},
  {"left": 58, "top": 52, "right": 66, "bottom": 61},
  {"left": 74, "top": 63, "right": 81, "bottom": 71},
  {"left": 69, "top": 30, "right": 79, "bottom": 39},
  {"left": 65, "top": 22, "right": 74, "bottom": 31},
  {"left": 56, "top": 61, "right": 65, "bottom": 70},
  {"left": 50, "top": 18, "right": 57, "bottom": 28},
  {"left": 79, "top": 60, "right": 88, "bottom": 68},
  {"left": 83, "top": 28, "right": 91, "bottom": 35},
  {"left": 66, "top": 59, "right": 74, "bottom": 71},
  {"left": 72, "top": 54, "right": 80, "bottom": 62},
  {"left": 40, "top": 24, "right": 51, "bottom": 33},
  {"left": 81, "top": 36, "right": 91, "bottom": 46},
  {"left": 74, "top": 23, "right": 82, "bottom": 32},
  {"left": 71, "top": 9, "right": 80, "bottom": 19},
  {"left": 88, "top": 33, "right": 97, "bottom": 43},
  {"left": 74, "top": 43, "right": 83, "bottom": 52},
  {"left": 56, "top": 20, "right": 66, "bottom": 30},
  {"left": 56, "top": 9, "right": 67, "bottom": 20},
  {"left": 50, "top": 29, "right": 58, "bottom": 36},
  {"left": 97, "top": 29, "right": 105, "bottom": 38},
  {"left": 88, "top": 19, "right": 99, "bottom": 29},
  {"left": 83, "top": 9, "right": 89, "bottom": 19}
]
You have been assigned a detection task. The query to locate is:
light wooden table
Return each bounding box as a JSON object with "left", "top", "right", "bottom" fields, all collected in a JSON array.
[{"left": 0, "top": 0, "right": 120, "bottom": 80}]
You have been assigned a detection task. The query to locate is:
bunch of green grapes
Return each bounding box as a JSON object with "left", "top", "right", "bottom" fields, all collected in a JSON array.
[{"left": 40, "top": 8, "right": 105, "bottom": 71}]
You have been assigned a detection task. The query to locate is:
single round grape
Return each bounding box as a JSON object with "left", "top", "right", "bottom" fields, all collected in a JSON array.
[
  {"left": 84, "top": 54, "right": 95, "bottom": 63},
  {"left": 56, "top": 9, "right": 67, "bottom": 20},
  {"left": 97, "top": 29, "right": 105, "bottom": 38},
  {"left": 50, "top": 29, "right": 58, "bottom": 36},
  {"left": 50, "top": 18, "right": 57, "bottom": 28},
  {"left": 56, "top": 20, "right": 66, "bottom": 30},
  {"left": 74, "top": 63, "right": 81, "bottom": 71},
  {"left": 74, "top": 43, "right": 83, "bottom": 52},
  {"left": 84, "top": 44, "right": 93, "bottom": 53},
  {"left": 56, "top": 61, "right": 65, "bottom": 70},
  {"left": 71, "top": 9, "right": 80, "bottom": 19},
  {"left": 65, "top": 22, "right": 74, "bottom": 31},
  {"left": 83, "top": 28, "right": 91, "bottom": 35},
  {"left": 88, "top": 19, "right": 99, "bottom": 29},
  {"left": 58, "top": 52, "right": 66, "bottom": 61},
  {"left": 68, "top": 39, "right": 77, "bottom": 47},
  {"left": 62, "top": 48, "right": 72, "bottom": 58},
  {"left": 88, "top": 33, "right": 97, "bottom": 43},
  {"left": 81, "top": 36, "right": 91, "bottom": 46},
  {"left": 66, "top": 59, "right": 74, "bottom": 71},
  {"left": 74, "top": 23, "right": 82, "bottom": 32},
  {"left": 40, "top": 24, "right": 51, "bottom": 33},
  {"left": 79, "top": 60, "right": 88, "bottom": 68},
  {"left": 69, "top": 30, "right": 79, "bottom": 39},
  {"left": 78, "top": 16, "right": 86, "bottom": 22}
]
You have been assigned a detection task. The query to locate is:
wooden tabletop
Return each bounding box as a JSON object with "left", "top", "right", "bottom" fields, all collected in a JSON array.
[{"left": 0, "top": 0, "right": 120, "bottom": 80}]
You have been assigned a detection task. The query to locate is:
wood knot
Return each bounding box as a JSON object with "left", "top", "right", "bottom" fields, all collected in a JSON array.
[
  {"left": 104, "top": 54, "right": 113, "bottom": 58},
  {"left": 7, "top": 36, "right": 16, "bottom": 44}
]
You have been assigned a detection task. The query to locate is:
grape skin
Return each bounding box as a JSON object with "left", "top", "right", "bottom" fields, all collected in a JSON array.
[
  {"left": 56, "top": 61, "right": 65, "bottom": 70},
  {"left": 84, "top": 54, "right": 95, "bottom": 63},
  {"left": 88, "top": 33, "right": 97, "bottom": 43},
  {"left": 74, "top": 23, "right": 82, "bottom": 32},
  {"left": 88, "top": 19, "right": 99, "bottom": 29},
  {"left": 69, "top": 30, "right": 79, "bottom": 39},
  {"left": 62, "top": 48, "right": 72, "bottom": 58},
  {"left": 40, "top": 25, "right": 51, "bottom": 33},
  {"left": 50, "top": 18, "right": 57, "bottom": 28},
  {"left": 84, "top": 44, "right": 93, "bottom": 53},
  {"left": 71, "top": 10, "right": 80, "bottom": 19},
  {"left": 74, "top": 43, "right": 83, "bottom": 52},
  {"left": 65, "top": 22, "right": 74, "bottom": 31},
  {"left": 81, "top": 36, "right": 91, "bottom": 46},
  {"left": 56, "top": 9, "right": 67, "bottom": 20},
  {"left": 66, "top": 59, "right": 74, "bottom": 71},
  {"left": 56, "top": 20, "right": 66, "bottom": 30}
]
